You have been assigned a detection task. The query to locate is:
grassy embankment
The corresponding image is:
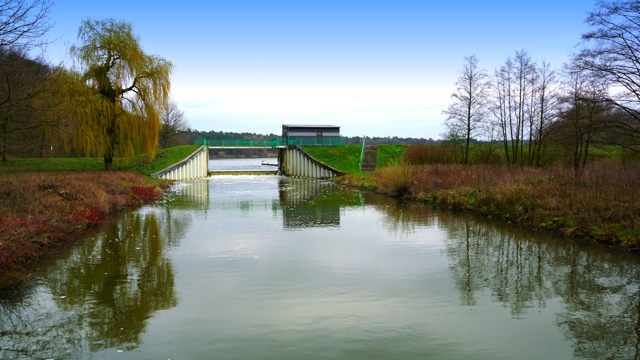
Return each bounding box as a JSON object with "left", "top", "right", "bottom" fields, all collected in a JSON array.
[
  {"left": 307, "top": 144, "right": 640, "bottom": 249},
  {"left": 302, "top": 144, "right": 408, "bottom": 173},
  {"left": 0, "top": 145, "right": 200, "bottom": 175},
  {"left": 0, "top": 145, "right": 200, "bottom": 289}
]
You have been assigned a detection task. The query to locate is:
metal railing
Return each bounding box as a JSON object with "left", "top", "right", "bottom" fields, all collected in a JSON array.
[
  {"left": 359, "top": 136, "right": 366, "bottom": 172},
  {"left": 194, "top": 139, "right": 277, "bottom": 147},
  {"left": 286, "top": 137, "right": 345, "bottom": 146},
  {"left": 195, "top": 137, "right": 346, "bottom": 148}
]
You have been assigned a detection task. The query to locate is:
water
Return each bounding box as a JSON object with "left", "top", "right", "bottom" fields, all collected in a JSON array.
[
  {"left": 2, "top": 172, "right": 640, "bottom": 359},
  {"left": 209, "top": 157, "right": 278, "bottom": 172}
]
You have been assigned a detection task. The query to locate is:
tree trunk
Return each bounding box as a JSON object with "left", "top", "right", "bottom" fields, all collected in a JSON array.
[
  {"left": 104, "top": 155, "right": 113, "bottom": 171},
  {"left": 465, "top": 107, "right": 471, "bottom": 165},
  {"left": 1, "top": 117, "right": 7, "bottom": 162}
]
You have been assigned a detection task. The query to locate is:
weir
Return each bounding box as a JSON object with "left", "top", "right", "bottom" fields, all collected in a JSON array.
[
  {"left": 153, "top": 124, "right": 346, "bottom": 181},
  {"left": 151, "top": 145, "right": 343, "bottom": 180}
]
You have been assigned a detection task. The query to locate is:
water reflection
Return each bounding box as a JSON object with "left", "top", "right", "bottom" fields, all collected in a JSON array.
[
  {"left": 3, "top": 176, "right": 640, "bottom": 359},
  {"left": 167, "top": 178, "right": 210, "bottom": 210},
  {"left": 0, "top": 207, "right": 187, "bottom": 358},
  {"left": 277, "top": 178, "right": 363, "bottom": 229},
  {"left": 377, "top": 202, "right": 640, "bottom": 359}
]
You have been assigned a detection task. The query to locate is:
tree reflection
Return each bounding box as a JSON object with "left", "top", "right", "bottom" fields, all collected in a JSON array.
[
  {"left": 370, "top": 196, "right": 438, "bottom": 236},
  {"left": 380, "top": 203, "right": 640, "bottom": 359},
  {"left": 440, "top": 216, "right": 553, "bottom": 314},
  {"left": 0, "top": 209, "right": 184, "bottom": 358}
]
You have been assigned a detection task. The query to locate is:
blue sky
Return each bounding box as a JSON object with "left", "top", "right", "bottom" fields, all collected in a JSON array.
[{"left": 46, "top": 0, "right": 596, "bottom": 138}]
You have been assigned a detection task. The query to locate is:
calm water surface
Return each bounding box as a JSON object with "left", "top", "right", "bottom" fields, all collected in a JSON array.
[{"left": 2, "top": 173, "right": 640, "bottom": 359}]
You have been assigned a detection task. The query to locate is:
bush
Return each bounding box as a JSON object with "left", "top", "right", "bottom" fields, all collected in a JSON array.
[
  {"left": 405, "top": 145, "right": 457, "bottom": 165},
  {"left": 470, "top": 145, "right": 503, "bottom": 165},
  {"left": 374, "top": 165, "right": 417, "bottom": 196},
  {"left": 0, "top": 171, "right": 165, "bottom": 289}
]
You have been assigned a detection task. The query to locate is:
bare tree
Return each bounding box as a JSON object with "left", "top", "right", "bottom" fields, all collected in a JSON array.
[
  {"left": 513, "top": 50, "right": 536, "bottom": 168},
  {"left": 0, "top": 0, "right": 54, "bottom": 160},
  {"left": 555, "top": 66, "right": 610, "bottom": 176},
  {"left": 0, "top": 0, "right": 53, "bottom": 50},
  {"left": 159, "top": 100, "right": 189, "bottom": 148},
  {"left": 492, "top": 58, "right": 514, "bottom": 165},
  {"left": 490, "top": 51, "right": 537, "bottom": 167},
  {"left": 576, "top": 0, "right": 640, "bottom": 150},
  {"left": 443, "top": 55, "right": 490, "bottom": 164},
  {"left": 532, "top": 61, "right": 559, "bottom": 166},
  {"left": 0, "top": 48, "right": 53, "bottom": 161}
]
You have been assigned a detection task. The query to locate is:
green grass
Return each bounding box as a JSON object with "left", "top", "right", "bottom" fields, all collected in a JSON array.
[
  {"left": 0, "top": 157, "right": 106, "bottom": 173},
  {"left": 302, "top": 144, "right": 408, "bottom": 173},
  {"left": 377, "top": 145, "right": 409, "bottom": 168},
  {"left": 115, "top": 145, "right": 200, "bottom": 175},
  {"left": 0, "top": 145, "right": 201, "bottom": 175},
  {"left": 302, "top": 145, "right": 362, "bottom": 173}
]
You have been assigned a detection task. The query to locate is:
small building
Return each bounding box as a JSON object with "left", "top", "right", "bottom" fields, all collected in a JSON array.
[{"left": 282, "top": 124, "right": 341, "bottom": 146}]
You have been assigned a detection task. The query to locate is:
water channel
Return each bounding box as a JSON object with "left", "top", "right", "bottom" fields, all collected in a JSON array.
[{"left": 2, "top": 161, "right": 640, "bottom": 359}]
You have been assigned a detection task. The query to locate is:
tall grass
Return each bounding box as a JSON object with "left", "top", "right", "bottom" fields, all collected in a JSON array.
[
  {"left": 0, "top": 171, "right": 165, "bottom": 289},
  {"left": 405, "top": 145, "right": 458, "bottom": 165},
  {"left": 340, "top": 163, "right": 640, "bottom": 248}
]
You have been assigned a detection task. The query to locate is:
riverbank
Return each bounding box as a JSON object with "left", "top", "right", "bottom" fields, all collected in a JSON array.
[
  {"left": 0, "top": 171, "right": 168, "bottom": 289},
  {"left": 338, "top": 163, "right": 640, "bottom": 249}
]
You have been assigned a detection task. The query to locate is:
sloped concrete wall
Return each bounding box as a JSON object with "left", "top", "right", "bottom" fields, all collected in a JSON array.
[
  {"left": 151, "top": 146, "right": 209, "bottom": 180},
  {"left": 279, "top": 146, "right": 343, "bottom": 179}
]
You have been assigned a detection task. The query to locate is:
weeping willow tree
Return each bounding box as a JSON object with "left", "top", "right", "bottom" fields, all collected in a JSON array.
[
  {"left": 37, "top": 68, "right": 105, "bottom": 157},
  {"left": 70, "top": 19, "right": 172, "bottom": 170}
]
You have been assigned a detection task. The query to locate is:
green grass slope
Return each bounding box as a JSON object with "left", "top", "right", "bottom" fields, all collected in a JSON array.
[
  {"left": 0, "top": 145, "right": 201, "bottom": 176},
  {"left": 302, "top": 145, "right": 408, "bottom": 174}
]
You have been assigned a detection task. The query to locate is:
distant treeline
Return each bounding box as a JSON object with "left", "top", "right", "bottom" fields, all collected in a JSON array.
[{"left": 166, "top": 130, "right": 443, "bottom": 149}]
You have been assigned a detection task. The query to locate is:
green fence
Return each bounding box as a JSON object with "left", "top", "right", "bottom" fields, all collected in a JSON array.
[
  {"left": 194, "top": 139, "right": 277, "bottom": 147},
  {"left": 195, "top": 137, "right": 345, "bottom": 147},
  {"left": 286, "top": 137, "right": 345, "bottom": 146}
]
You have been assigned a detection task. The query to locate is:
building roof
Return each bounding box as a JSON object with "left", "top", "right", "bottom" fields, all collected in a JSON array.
[{"left": 282, "top": 124, "right": 340, "bottom": 128}]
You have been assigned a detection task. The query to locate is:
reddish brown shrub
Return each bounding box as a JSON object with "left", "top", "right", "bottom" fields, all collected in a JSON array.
[
  {"left": 0, "top": 171, "right": 163, "bottom": 287},
  {"left": 131, "top": 186, "right": 161, "bottom": 203},
  {"left": 405, "top": 145, "right": 457, "bottom": 165}
]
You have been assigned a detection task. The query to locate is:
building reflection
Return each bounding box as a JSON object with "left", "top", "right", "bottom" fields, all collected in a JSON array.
[{"left": 276, "top": 178, "right": 362, "bottom": 229}]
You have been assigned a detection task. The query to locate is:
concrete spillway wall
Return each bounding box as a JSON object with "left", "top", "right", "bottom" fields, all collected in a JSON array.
[
  {"left": 278, "top": 146, "right": 344, "bottom": 179},
  {"left": 150, "top": 145, "right": 342, "bottom": 181},
  {"left": 151, "top": 146, "right": 209, "bottom": 180}
]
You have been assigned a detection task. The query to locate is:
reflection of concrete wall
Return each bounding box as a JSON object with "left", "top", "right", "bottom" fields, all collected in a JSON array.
[
  {"left": 278, "top": 178, "right": 344, "bottom": 229},
  {"left": 178, "top": 179, "right": 210, "bottom": 208}
]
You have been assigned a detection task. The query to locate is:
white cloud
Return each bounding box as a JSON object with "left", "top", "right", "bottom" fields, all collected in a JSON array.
[{"left": 171, "top": 81, "right": 451, "bottom": 138}]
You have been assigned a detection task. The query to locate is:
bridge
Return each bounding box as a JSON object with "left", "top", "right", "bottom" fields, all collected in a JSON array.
[
  {"left": 152, "top": 137, "right": 346, "bottom": 180},
  {"left": 194, "top": 137, "right": 346, "bottom": 148}
]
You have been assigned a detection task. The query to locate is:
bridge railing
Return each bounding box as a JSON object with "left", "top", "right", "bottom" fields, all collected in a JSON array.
[
  {"left": 194, "top": 139, "right": 278, "bottom": 147},
  {"left": 194, "top": 137, "right": 346, "bottom": 147},
  {"left": 286, "top": 137, "right": 345, "bottom": 146}
]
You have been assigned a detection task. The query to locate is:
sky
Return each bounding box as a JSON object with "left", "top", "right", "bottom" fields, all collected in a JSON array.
[{"left": 44, "top": 0, "right": 597, "bottom": 139}]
